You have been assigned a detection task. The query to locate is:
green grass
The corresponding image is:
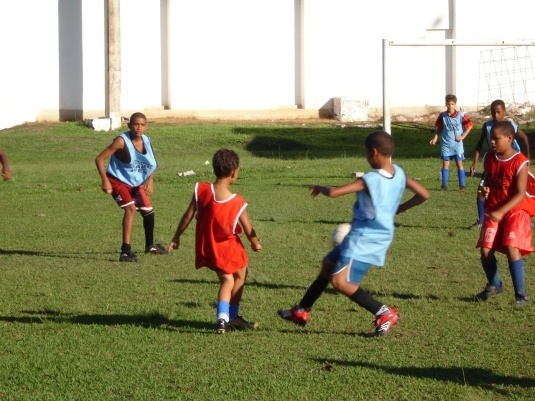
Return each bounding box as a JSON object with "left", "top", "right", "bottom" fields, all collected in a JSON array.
[{"left": 0, "top": 121, "right": 534, "bottom": 400}]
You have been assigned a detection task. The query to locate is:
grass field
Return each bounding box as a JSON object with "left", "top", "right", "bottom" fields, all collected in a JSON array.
[{"left": 0, "top": 120, "right": 533, "bottom": 400}]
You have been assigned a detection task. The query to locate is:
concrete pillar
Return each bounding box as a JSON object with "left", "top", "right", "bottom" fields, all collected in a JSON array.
[{"left": 106, "top": 0, "right": 121, "bottom": 129}]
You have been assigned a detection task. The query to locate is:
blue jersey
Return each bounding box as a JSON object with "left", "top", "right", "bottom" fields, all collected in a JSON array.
[
  {"left": 435, "top": 111, "right": 472, "bottom": 157},
  {"left": 340, "top": 165, "right": 406, "bottom": 266},
  {"left": 107, "top": 132, "right": 157, "bottom": 187},
  {"left": 483, "top": 119, "right": 521, "bottom": 152}
]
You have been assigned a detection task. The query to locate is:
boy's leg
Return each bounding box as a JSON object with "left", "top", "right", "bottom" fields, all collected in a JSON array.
[
  {"left": 133, "top": 187, "right": 168, "bottom": 255},
  {"left": 475, "top": 248, "right": 503, "bottom": 301},
  {"left": 505, "top": 245, "right": 529, "bottom": 306},
  {"left": 331, "top": 259, "right": 399, "bottom": 336},
  {"left": 108, "top": 175, "right": 140, "bottom": 262},
  {"left": 228, "top": 267, "right": 259, "bottom": 330},
  {"left": 441, "top": 159, "right": 450, "bottom": 190},
  {"left": 278, "top": 257, "right": 334, "bottom": 326},
  {"left": 456, "top": 158, "right": 466, "bottom": 190},
  {"left": 215, "top": 270, "right": 234, "bottom": 333}
]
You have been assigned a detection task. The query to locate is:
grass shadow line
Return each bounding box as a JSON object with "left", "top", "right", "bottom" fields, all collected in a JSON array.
[
  {"left": 310, "top": 358, "right": 535, "bottom": 394},
  {"left": 170, "top": 277, "right": 308, "bottom": 291}
]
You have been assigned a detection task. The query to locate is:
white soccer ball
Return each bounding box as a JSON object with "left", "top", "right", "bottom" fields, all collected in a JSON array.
[{"left": 330, "top": 223, "right": 351, "bottom": 247}]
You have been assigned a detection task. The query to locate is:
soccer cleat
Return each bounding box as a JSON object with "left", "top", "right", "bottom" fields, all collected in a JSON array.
[
  {"left": 459, "top": 186, "right": 466, "bottom": 192},
  {"left": 440, "top": 185, "right": 448, "bottom": 191},
  {"left": 228, "top": 315, "right": 259, "bottom": 330},
  {"left": 216, "top": 318, "right": 229, "bottom": 334},
  {"left": 278, "top": 306, "right": 309, "bottom": 326},
  {"left": 145, "top": 244, "right": 169, "bottom": 255},
  {"left": 515, "top": 294, "right": 529, "bottom": 307},
  {"left": 119, "top": 251, "right": 140, "bottom": 263},
  {"left": 370, "top": 307, "right": 399, "bottom": 337},
  {"left": 474, "top": 283, "right": 504, "bottom": 301},
  {"left": 469, "top": 220, "right": 482, "bottom": 230}
]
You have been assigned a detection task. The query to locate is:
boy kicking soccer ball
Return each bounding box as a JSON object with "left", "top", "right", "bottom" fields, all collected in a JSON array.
[{"left": 278, "top": 131, "right": 430, "bottom": 336}]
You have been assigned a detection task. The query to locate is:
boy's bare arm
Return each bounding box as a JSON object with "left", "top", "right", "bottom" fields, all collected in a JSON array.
[
  {"left": 95, "top": 137, "right": 124, "bottom": 193},
  {"left": 239, "top": 210, "right": 262, "bottom": 252},
  {"left": 309, "top": 179, "right": 365, "bottom": 198},
  {"left": 397, "top": 176, "right": 430, "bottom": 214}
]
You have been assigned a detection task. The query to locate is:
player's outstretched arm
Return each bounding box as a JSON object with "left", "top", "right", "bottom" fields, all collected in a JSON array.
[
  {"left": 396, "top": 176, "right": 430, "bottom": 215},
  {"left": 309, "top": 179, "right": 366, "bottom": 198}
]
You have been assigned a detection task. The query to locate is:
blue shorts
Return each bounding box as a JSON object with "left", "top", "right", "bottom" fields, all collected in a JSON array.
[
  {"left": 441, "top": 153, "right": 465, "bottom": 162},
  {"left": 325, "top": 245, "right": 371, "bottom": 284}
]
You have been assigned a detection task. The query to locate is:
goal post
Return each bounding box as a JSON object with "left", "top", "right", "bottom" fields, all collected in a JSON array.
[{"left": 382, "top": 39, "right": 535, "bottom": 134}]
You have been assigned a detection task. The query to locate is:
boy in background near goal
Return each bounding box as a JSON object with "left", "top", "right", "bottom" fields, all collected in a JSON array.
[
  {"left": 475, "top": 121, "right": 532, "bottom": 307},
  {"left": 430, "top": 94, "right": 473, "bottom": 192},
  {"left": 0, "top": 147, "right": 12, "bottom": 181},
  {"left": 95, "top": 112, "right": 169, "bottom": 263},
  {"left": 468, "top": 99, "right": 530, "bottom": 230},
  {"left": 278, "top": 131, "right": 430, "bottom": 336},
  {"left": 168, "top": 148, "right": 262, "bottom": 334}
]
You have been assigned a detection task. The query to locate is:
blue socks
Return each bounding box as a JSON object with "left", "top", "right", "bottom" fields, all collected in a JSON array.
[
  {"left": 458, "top": 169, "right": 466, "bottom": 187},
  {"left": 441, "top": 168, "right": 449, "bottom": 187},
  {"left": 509, "top": 259, "right": 526, "bottom": 297},
  {"left": 481, "top": 258, "right": 502, "bottom": 288},
  {"left": 229, "top": 304, "right": 239, "bottom": 321},
  {"left": 217, "top": 300, "right": 230, "bottom": 322}
]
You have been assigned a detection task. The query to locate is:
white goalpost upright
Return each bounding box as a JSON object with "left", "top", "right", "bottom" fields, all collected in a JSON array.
[{"left": 382, "top": 39, "right": 535, "bottom": 134}]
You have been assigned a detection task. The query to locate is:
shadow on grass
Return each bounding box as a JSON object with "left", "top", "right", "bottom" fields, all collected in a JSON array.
[
  {"left": 170, "top": 277, "right": 309, "bottom": 291},
  {"left": 311, "top": 358, "right": 534, "bottom": 394},
  {"left": 233, "top": 125, "right": 438, "bottom": 160},
  {"left": 0, "top": 248, "right": 109, "bottom": 261},
  {"left": 1, "top": 310, "right": 214, "bottom": 331}
]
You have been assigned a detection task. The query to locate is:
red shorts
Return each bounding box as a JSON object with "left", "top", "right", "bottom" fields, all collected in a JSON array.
[
  {"left": 107, "top": 174, "right": 153, "bottom": 211},
  {"left": 477, "top": 209, "right": 533, "bottom": 256}
]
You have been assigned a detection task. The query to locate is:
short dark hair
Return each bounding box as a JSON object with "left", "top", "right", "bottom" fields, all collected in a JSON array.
[
  {"left": 212, "top": 148, "right": 240, "bottom": 178},
  {"left": 490, "top": 120, "right": 515, "bottom": 137},
  {"left": 365, "top": 131, "right": 394, "bottom": 157},
  {"left": 490, "top": 99, "right": 506, "bottom": 110},
  {"left": 445, "top": 94, "right": 457, "bottom": 103},
  {"left": 129, "top": 112, "right": 147, "bottom": 122}
]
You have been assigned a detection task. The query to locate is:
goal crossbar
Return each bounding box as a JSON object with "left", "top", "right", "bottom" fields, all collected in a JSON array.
[{"left": 382, "top": 39, "right": 535, "bottom": 133}]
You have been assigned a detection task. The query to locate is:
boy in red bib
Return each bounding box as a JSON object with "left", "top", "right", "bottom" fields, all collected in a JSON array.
[
  {"left": 475, "top": 121, "right": 531, "bottom": 306},
  {"left": 168, "top": 149, "right": 262, "bottom": 333}
]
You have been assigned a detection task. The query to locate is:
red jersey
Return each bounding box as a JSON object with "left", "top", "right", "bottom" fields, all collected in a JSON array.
[
  {"left": 194, "top": 182, "right": 248, "bottom": 273},
  {"left": 483, "top": 151, "right": 530, "bottom": 213}
]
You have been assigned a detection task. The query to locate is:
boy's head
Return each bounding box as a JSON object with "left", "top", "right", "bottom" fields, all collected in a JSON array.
[
  {"left": 490, "top": 120, "right": 515, "bottom": 151},
  {"left": 490, "top": 99, "right": 506, "bottom": 122},
  {"left": 213, "top": 148, "right": 240, "bottom": 178},
  {"left": 365, "top": 131, "right": 394, "bottom": 158},
  {"left": 445, "top": 94, "right": 457, "bottom": 114},
  {"left": 127, "top": 112, "right": 147, "bottom": 136}
]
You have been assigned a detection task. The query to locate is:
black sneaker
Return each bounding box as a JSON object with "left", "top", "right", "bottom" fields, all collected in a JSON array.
[
  {"left": 145, "top": 244, "right": 169, "bottom": 255},
  {"left": 119, "top": 251, "right": 140, "bottom": 263},
  {"left": 216, "top": 318, "right": 229, "bottom": 334},
  {"left": 228, "top": 315, "right": 259, "bottom": 330},
  {"left": 440, "top": 185, "right": 448, "bottom": 191},
  {"left": 474, "top": 283, "right": 504, "bottom": 301},
  {"left": 515, "top": 294, "right": 529, "bottom": 307},
  {"left": 459, "top": 186, "right": 466, "bottom": 192}
]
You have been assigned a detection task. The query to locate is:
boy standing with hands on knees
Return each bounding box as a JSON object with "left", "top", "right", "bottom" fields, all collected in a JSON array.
[
  {"left": 96, "top": 112, "right": 168, "bottom": 263},
  {"left": 169, "top": 148, "right": 262, "bottom": 333}
]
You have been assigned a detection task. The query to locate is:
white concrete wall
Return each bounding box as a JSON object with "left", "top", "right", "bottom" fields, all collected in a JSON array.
[{"left": 1, "top": 0, "right": 534, "bottom": 130}]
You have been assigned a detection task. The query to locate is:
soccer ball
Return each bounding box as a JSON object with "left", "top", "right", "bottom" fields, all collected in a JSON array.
[{"left": 330, "top": 223, "right": 351, "bottom": 247}]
